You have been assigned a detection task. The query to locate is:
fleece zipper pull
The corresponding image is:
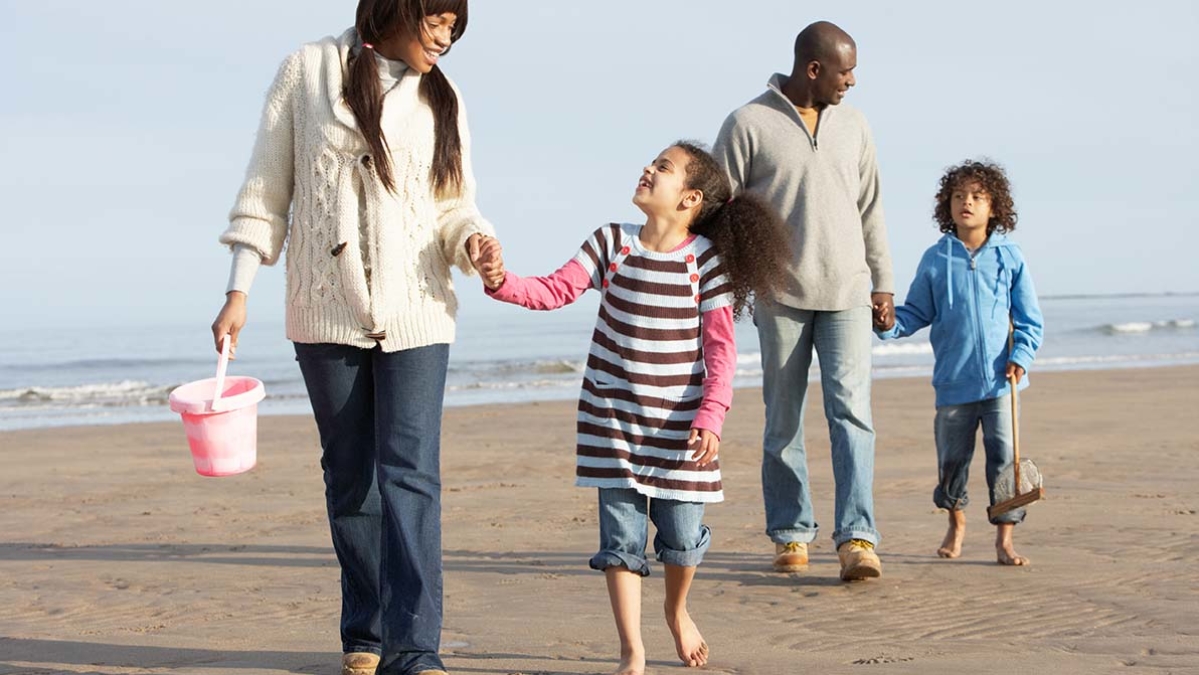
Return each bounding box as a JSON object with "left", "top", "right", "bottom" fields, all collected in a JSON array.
[{"left": 945, "top": 237, "right": 954, "bottom": 309}]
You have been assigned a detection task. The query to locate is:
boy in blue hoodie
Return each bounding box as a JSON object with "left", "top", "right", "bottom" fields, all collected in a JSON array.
[{"left": 876, "top": 160, "right": 1044, "bottom": 565}]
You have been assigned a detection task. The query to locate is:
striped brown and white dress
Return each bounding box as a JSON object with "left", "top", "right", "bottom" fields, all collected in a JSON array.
[{"left": 572, "top": 223, "right": 733, "bottom": 503}]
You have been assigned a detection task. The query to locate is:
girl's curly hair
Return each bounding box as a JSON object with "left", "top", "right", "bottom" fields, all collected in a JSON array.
[
  {"left": 933, "top": 159, "right": 1018, "bottom": 235},
  {"left": 673, "top": 140, "right": 793, "bottom": 320}
]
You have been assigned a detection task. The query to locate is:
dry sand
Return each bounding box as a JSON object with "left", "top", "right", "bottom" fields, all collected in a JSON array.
[{"left": 2, "top": 366, "right": 1197, "bottom": 674}]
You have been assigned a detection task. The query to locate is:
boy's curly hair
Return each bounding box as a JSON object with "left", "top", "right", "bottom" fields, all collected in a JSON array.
[
  {"left": 933, "top": 159, "right": 1018, "bottom": 235},
  {"left": 673, "top": 140, "right": 793, "bottom": 320}
]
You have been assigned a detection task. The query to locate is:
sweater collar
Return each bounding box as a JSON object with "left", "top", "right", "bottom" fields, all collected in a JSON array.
[
  {"left": 327, "top": 28, "right": 420, "bottom": 133},
  {"left": 765, "top": 73, "right": 837, "bottom": 129},
  {"left": 323, "top": 29, "right": 357, "bottom": 131}
]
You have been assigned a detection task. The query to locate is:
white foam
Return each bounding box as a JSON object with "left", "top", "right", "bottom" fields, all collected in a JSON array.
[
  {"left": 1103, "top": 319, "right": 1195, "bottom": 334},
  {"left": 1106, "top": 322, "right": 1154, "bottom": 334},
  {"left": 0, "top": 380, "right": 171, "bottom": 406},
  {"left": 873, "top": 342, "right": 935, "bottom": 356}
]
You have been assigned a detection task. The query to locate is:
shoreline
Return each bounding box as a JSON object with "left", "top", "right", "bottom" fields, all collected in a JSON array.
[
  {"left": 2, "top": 366, "right": 1197, "bottom": 673},
  {"left": 5, "top": 358, "right": 1199, "bottom": 434}
]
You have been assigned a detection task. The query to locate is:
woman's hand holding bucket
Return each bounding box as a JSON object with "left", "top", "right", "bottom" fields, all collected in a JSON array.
[{"left": 212, "top": 291, "right": 247, "bottom": 358}]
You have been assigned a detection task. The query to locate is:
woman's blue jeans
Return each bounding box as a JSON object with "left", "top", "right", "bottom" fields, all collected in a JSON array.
[{"left": 295, "top": 341, "right": 449, "bottom": 675}]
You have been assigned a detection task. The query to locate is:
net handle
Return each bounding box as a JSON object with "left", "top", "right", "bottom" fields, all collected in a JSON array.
[{"left": 1008, "top": 320, "right": 1021, "bottom": 496}]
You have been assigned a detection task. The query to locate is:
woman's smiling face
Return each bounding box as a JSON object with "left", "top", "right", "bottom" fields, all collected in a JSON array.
[{"left": 387, "top": 11, "right": 457, "bottom": 73}]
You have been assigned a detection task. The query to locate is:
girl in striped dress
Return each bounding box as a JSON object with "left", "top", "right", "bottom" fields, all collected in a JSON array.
[{"left": 476, "top": 141, "right": 790, "bottom": 675}]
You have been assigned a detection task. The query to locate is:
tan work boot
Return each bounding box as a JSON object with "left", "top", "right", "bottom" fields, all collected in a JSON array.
[
  {"left": 772, "top": 541, "right": 809, "bottom": 572},
  {"left": 838, "top": 539, "right": 882, "bottom": 581},
  {"left": 341, "top": 652, "right": 380, "bottom": 675}
]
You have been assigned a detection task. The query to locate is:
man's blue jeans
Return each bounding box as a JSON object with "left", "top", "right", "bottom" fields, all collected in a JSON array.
[
  {"left": 933, "top": 394, "right": 1026, "bottom": 525},
  {"left": 755, "top": 303, "right": 880, "bottom": 548},
  {"left": 295, "top": 342, "right": 449, "bottom": 675}
]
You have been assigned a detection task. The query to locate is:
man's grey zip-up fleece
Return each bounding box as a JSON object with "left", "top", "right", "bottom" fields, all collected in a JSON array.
[{"left": 713, "top": 73, "right": 894, "bottom": 311}]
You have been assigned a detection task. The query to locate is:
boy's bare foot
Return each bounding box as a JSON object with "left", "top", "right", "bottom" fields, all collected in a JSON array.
[
  {"left": 995, "top": 523, "right": 1029, "bottom": 565},
  {"left": 667, "top": 611, "right": 709, "bottom": 667},
  {"left": 613, "top": 646, "right": 646, "bottom": 675},
  {"left": 937, "top": 509, "right": 966, "bottom": 558},
  {"left": 997, "top": 545, "right": 1029, "bottom": 565}
]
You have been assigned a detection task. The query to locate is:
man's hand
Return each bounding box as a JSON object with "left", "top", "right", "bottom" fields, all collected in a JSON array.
[{"left": 871, "top": 292, "right": 894, "bottom": 331}]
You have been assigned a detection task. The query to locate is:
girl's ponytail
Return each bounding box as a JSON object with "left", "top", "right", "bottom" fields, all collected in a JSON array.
[
  {"left": 420, "top": 65, "right": 464, "bottom": 196},
  {"left": 691, "top": 194, "right": 792, "bottom": 319},
  {"left": 675, "top": 141, "right": 792, "bottom": 319}
]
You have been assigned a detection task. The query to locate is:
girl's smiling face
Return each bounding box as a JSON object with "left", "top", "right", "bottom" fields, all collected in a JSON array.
[{"left": 632, "top": 146, "right": 702, "bottom": 216}]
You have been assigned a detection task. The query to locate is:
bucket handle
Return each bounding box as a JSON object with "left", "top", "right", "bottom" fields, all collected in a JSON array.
[{"left": 212, "top": 334, "right": 231, "bottom": 412}]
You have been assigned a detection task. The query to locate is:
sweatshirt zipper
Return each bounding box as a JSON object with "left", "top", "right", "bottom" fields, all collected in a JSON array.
[{"left": 968, "top": 253, "right": 989, "bottom": 387}]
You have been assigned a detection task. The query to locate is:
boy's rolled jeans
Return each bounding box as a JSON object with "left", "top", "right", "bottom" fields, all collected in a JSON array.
[{"left": 933, "top": 394, "right": 1026, "bottom": 525}]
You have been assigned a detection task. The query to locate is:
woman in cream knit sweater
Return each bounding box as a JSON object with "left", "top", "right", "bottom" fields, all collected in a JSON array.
[{"left": 210, "top": 2, "right": 492, "bottom": 674}]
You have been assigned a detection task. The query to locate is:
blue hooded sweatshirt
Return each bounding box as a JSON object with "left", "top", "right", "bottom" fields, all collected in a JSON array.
[{"left": 878, "top": 233, "right": 1044, "bottom": 407}]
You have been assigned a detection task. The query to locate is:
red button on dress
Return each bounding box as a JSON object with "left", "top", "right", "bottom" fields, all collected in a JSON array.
[
  {"left": 621, "top": 246, "right": 630, "bottom": 255},
  {"left": 685, "top": 254, "right": 695, "bottom": 264},
  {"left": 602, "top": 279, "right": 610, "bottom": 288},
  {"left": 690, "top": 273, "right": 700, "bottom": 283},
  {"left": 695, "top": 294, "right": 702, "bottom": 303},
  {"left": 609, "top": 263, "right": 618, "bottom": 272}
]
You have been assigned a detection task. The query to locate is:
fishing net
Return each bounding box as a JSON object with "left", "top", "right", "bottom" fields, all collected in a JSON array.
[{"left": 993, "top": 458, "right": 1042, "bottom": 504}]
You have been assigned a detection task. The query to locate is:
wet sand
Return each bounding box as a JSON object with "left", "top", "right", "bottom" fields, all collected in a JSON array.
[{"left": 2, "top": 366, "right": 1197, "bottom": 674}]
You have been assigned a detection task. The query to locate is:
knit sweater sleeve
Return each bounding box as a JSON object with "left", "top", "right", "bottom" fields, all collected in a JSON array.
[
  {"left": 436, "top": 81, "right": 496, "bottom": 276},
  {"left": 220, "top": 51, "right": 303, "bottom": 266},
  {"left": 858, "top": 118, "right": 894, "bottom": 295}
]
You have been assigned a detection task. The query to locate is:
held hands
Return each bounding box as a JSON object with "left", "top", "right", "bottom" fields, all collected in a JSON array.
[
  {"left": 1006, "top": 362, "right": 1026, "bottom": 384},
  {"left": 211, "top": 291, "right": 247, "bottom": 358},
  {"left": 688, "top": 428, "right": 720, "bottom": 467},
  {"left": 871, "top": 292, "right": 895, "bottom": 331},
  {"left": 467, "top": 234, "right": 506, "bottom": 290}
]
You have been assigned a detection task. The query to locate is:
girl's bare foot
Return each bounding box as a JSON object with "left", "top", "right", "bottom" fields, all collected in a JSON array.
[
  {"left": 613, "top": 646, "right": 646, "bottom": 675},
  {"left": 667, "top": 611, "right": 709, "bottom": 667},
  {"left": 996, "top": 523, "right": 1029, "bottom": 565},
  {"left": 937, "top": 509, "right": 966, "bottom": 558}
]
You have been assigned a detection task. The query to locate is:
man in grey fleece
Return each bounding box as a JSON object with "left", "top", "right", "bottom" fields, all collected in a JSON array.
[{"left": 713, "top": 21, "right": 894, "bottom": 582}]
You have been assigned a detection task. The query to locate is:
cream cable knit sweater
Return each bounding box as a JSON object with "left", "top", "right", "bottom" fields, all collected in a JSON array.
[{"left": 220, "top": 28, "right": 494, "bottom": 352}]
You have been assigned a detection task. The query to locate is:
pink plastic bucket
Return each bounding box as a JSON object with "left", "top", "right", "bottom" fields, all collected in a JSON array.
[{"left": 168, "top": 337, "right": 265, "bottom": 477}]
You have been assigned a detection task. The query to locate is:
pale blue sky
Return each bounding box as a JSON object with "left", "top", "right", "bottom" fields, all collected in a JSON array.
[{"left": 2, "top": 1, "right": 1196, "bottom": 330}]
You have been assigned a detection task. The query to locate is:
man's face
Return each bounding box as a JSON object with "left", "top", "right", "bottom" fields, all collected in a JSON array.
[{"left": 812, "top": 42, "right": 857, "bottom": 106}]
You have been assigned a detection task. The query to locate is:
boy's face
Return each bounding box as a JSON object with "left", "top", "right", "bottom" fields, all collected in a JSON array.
[{"left": 950, "top": 181, "right": 993, "bottom": 235}]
